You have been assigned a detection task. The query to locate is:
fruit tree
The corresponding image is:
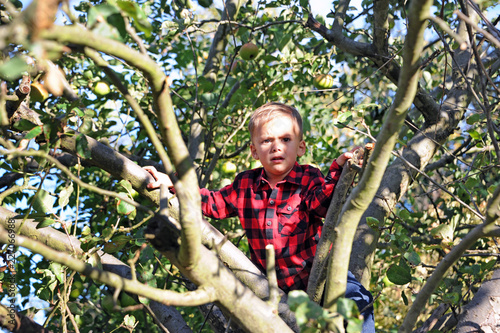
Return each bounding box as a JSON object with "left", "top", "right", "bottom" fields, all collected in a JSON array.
[{"left": 0, "top": 0, "right": 499, "bottom": 332}]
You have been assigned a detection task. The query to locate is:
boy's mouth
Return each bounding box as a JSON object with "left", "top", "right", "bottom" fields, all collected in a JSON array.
[{"left": 271, "top": 156, "right": 284, "bottom": 163}]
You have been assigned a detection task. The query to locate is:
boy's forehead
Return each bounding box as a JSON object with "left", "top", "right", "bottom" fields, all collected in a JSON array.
[{"left": 251, "top": 113, "right": 301, "bottom": 136}]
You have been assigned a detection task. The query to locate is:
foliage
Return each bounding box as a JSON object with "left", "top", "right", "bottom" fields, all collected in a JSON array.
[{"left": 0, "top": 0, "right": 499, "bottom": 332}]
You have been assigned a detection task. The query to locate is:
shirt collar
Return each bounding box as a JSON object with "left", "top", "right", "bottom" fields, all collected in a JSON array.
[{"left": 254, "top": 162, "right": 303, "bottom": 190}]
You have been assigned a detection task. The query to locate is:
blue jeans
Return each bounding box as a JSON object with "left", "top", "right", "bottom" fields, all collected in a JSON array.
[{"left": 346, "top": 271, "right": 375, "bottom": 333}]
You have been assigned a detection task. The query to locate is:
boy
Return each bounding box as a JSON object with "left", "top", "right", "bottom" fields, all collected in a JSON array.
[{"left": 145, "top": 102, "right": 374, "bottom": 331}]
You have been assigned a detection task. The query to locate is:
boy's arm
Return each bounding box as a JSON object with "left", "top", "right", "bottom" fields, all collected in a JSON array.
[
  {"left": 144, "top": 166, "right": 238, "bottom": 220},
  {"left": 306, "top": 147, "right": 361, "bottom": 217},
  {"left": 200, "top": 186, "right": 238, "bottom": 220}
]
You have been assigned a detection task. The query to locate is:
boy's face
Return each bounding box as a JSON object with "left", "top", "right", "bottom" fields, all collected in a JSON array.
[{"left": 250, "top": 113, "right": 306, "bottom": 185}]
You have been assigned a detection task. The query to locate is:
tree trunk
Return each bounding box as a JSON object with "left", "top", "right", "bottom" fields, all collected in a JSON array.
[{"left": 454, "top": 268, "right": 500, "bottom": 333}]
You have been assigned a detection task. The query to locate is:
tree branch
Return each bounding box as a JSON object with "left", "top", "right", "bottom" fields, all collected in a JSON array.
[
  {"left": 0, "top": 225, "right": 219, "bottom": 307},
  {"left": 323, "top": 0, "right": 434, "bottom": 318},
  {"left": 399, "top": 185, "right": 500, "bottom": 332}
]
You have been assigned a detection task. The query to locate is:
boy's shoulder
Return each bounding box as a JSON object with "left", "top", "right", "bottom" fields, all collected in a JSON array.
[{"left": 299, "top": 163, "right": 324, "bottom": 175}]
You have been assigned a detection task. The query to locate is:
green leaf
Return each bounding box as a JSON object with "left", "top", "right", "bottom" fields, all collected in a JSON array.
[
  {"left": 49, "top": 262, "right": 65, "bottom": 284},
  {"left": 287, "top": 290, "right": 310, "bottom": 310},
  {"left": 466, "top": 113, "right": 481, "bottom": 125},
  {"left": 116, "top": 0, "right": 152, "bottom": 37},
  {"left": 36, "top": 218, "right": 55, "bottom": 229},
  {"left": 468, "top": 129, "right": 482, "bottom": 141},
  {"left": 200, "top": 92, "right": 218, "bottom": 107},
  {"left": 117, "top": 179, "right": 134, "bottom": 198},
  {"left": 124, "top": 314, "right": 136, "bottom": 327},
  {"left": 430, "top": 224, "right": 453, "bottom": 241},
  {"left": 82, "top": 226, "right": 91, "bottom": 236},
  {"left": 103, "top": 235, "right": 131, "bottom": 254},
  {"left": 404, "top": 251, "right": 421, "bottom": 266},
  {"left": 75, "top": 134, "right": 91, "bottom": 159},
  {"left": 58, "top": 183, "right": 74, "bottom": 208},
  {"left": 88, "top": 4, "right": 127, "bottom": 41},
  {"left": 0, "top": 57, "right": 29, "bottom": 80},
  {"left": 337, "top": 297, "right": 358, "bottom": 319},
  {"left": 336, "top": 111, "right": 352, "bottom": 124},
  {"left": 366, "top": 216, "right": 381, "bottom": 229},
  {"left": 115, "top": 197, "right": 136, "bottom": 216},
  {"left": 13, "top": 119, "right": 37, "bottom": 131},
  {"left": 387, "top": 264, "right": 412, "bottom": 285},
  {"left": 464, "top": 177, "right": 479, "bottom": 190},
  {"left": 24, "top": 126, "right": 43, "bottom": 140},
  {"left": 33, "top": 189, "right": 55, "bottom": 214}
]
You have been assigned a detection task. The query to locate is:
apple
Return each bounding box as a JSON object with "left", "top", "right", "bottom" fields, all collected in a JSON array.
[
  {"left": 250, "top": 160, "right": 262, "bottom": 169},
  {"left": 70, "top": 280, "right": 84, "bottom": 299},
  {"left": 313, "top": 74, "right": 334, "bottom": 90},
  {"left": 220, "top": 178, "right": 232, "bottom": 187},
  {"left": 222, "top": 161, "right": 237, "bottom": 174},
  {"left": 30, "top": 82, "right": 49, "bottom": 103},
  {"left": 240, "top": 42, "right": 259, "bottom": 61},
  {"left": 94, "top": 81, "right": 110, "bottom": 96}
]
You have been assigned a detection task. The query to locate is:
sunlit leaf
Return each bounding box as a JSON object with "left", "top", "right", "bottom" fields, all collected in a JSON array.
[
  {"left": 75, "top": 133, "right": 91, "bottom": 159},
  {"left": 33, "top": 189, "right": 55, "bottom": 214},
  {"left": 36, "top": 218, "right": 55, "bottom": 229},
  {"left": 0, "top": 57, "right": 28, "bottom": 80},
  {"left": 58, "top": 183, "right": 74, "bottom": 208}
]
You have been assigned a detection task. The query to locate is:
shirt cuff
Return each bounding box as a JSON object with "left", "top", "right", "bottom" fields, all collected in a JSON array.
[{"left": 325, "top": 159, "right": 342, "bottom": 182}]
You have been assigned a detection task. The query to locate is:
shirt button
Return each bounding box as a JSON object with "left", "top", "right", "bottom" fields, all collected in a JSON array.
[
  {"left": 270, "top": 200, "right": 275, "bottom": 205},
  {"left": 287, "top": 206, "right": 292, "bottom": 211},
  {"left": 266, "top": 220, "right": 272, "bottom": 226}
]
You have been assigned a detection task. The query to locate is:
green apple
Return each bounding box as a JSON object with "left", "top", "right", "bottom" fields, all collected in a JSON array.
[
  {"left": 222, "top": 161, "right": 237, "bottom": 174},
  {"left": 94, "top": 81, "right": 110, "bottom": 96},
  {"left": 240, "top": 42, "right": 259, "bottom": 61},
  {"left": 250, "top": 160, "right": 262, "bottom": 169},
  {"left": 313, "top": 74, "right": 334, "bottom": 89},
  {"left": 70, "top": 280, "right": 84, "bottom": 299}
]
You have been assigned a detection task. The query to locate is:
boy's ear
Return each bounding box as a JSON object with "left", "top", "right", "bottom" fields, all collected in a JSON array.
[
  {"left": 250, "top": 144, "right": 259, "bottom": 159},
  {"left": 297, "top": 140, "right": 306, "bottom": 157}
]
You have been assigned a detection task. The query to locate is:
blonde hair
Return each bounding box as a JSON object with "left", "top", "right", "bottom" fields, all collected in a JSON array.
[{"left": 248, "top": 102, "right": 303, "bottom": 140}]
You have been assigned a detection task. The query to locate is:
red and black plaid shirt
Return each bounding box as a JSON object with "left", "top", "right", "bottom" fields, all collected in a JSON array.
[{"left": 200, "top": 161, "right": 342, "bottom": 293}]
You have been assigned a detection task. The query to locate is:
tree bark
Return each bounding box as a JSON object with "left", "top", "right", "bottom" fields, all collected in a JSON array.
[{"left": 454, "top": 267, "right": 500, "bottom": 333}]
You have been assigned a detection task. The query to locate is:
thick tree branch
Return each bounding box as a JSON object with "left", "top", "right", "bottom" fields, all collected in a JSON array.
[
  {"left": 307, "top": 153, "right": 361, "bottom": 302},
  {"left": 146, "top": 219, "right": 293, "bottom": 333},
  {"left": 323, "top": 0, "right": 433, "bottom": 316},
  {"left": 0, "top": 225, "right": 219, "bottom": 307},
  {"left": 454, "top": 267, "right": 500, "bottom": 333},
  {"left": 350, "top": 27, "right": 479, "bottom": 287}
]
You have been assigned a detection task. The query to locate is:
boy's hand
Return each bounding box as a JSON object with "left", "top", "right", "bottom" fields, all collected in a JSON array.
[
  {"left": 143, "top": 166, "right": 174, "bottom": 189},
  {"left": 337, "top": 146, "right": 362, "bottom": 167}
]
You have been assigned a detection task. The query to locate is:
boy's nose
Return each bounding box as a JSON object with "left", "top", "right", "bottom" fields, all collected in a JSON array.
[{"left": 272, "top": 143, "right": 282, "bottom": 152}]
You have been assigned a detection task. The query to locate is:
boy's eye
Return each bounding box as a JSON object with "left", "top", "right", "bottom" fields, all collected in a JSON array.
[{"left": 283, "top": 138, "right": 290, "bottom": 142}]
